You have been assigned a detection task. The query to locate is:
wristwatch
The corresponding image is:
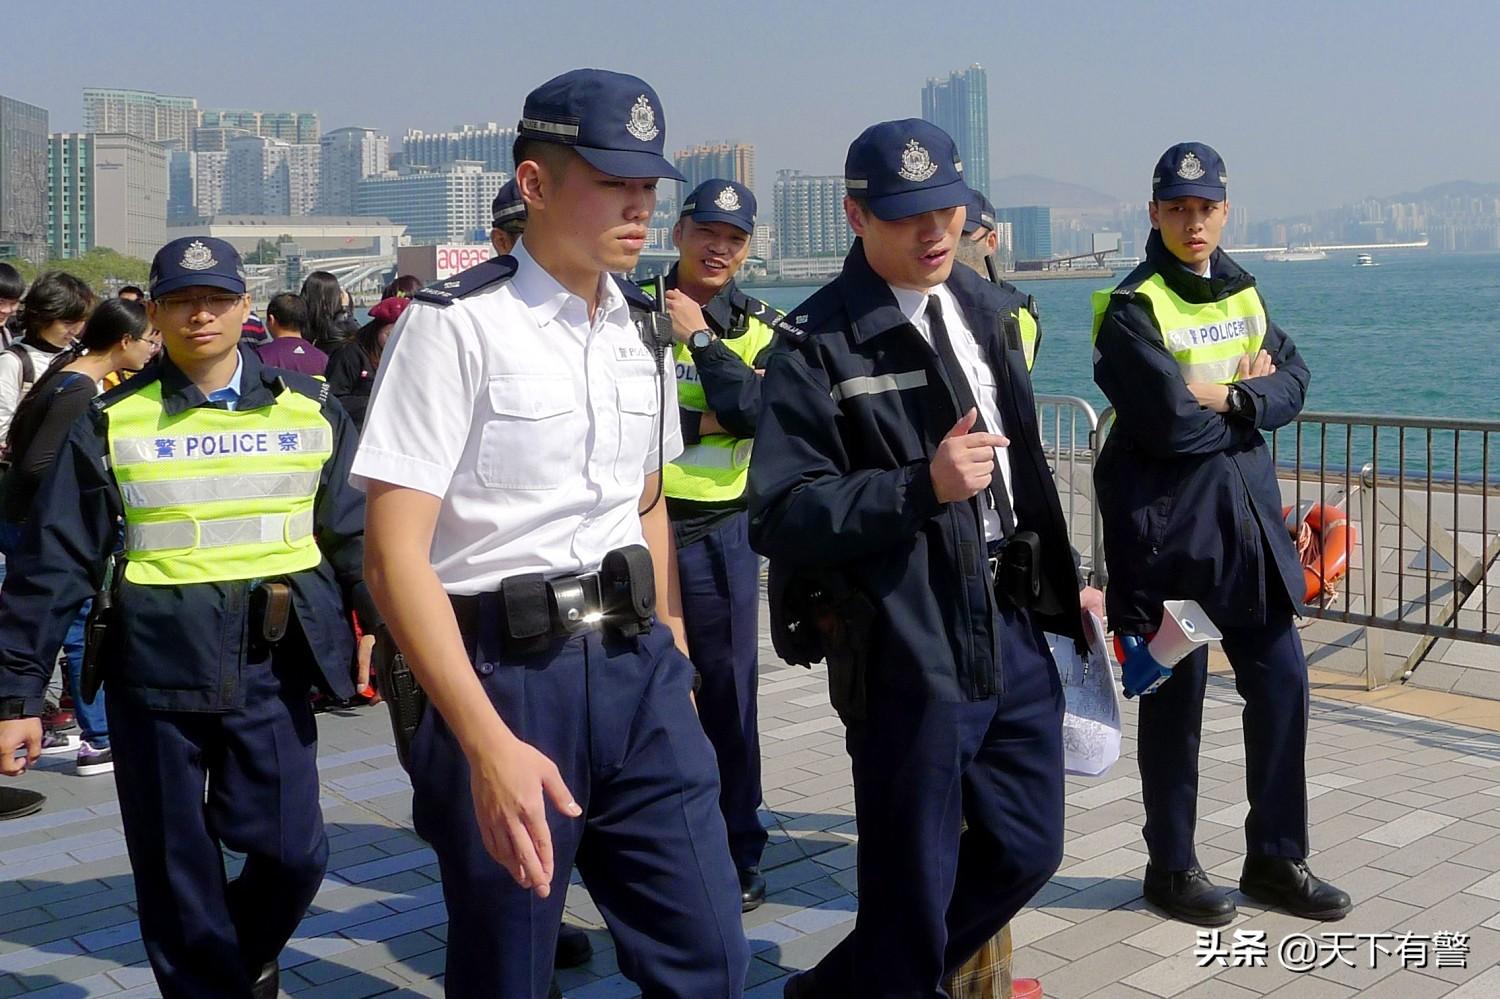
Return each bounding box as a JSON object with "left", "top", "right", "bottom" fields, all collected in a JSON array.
[
  {"left": 1226, "top": 384, "right": 1254, "bottom": 421},
  {"left": 687, "top": 329, "right": 717, "bottom": 353}
]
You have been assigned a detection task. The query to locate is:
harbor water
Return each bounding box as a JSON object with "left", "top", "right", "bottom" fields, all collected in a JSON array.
[{"left": 750, "top": 250, "right": 1500, "bottom": 422}]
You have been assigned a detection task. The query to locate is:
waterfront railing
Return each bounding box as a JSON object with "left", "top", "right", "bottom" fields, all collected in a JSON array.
[{"left": 1036, "top": 403, "right": 1499, "bottom": 691}]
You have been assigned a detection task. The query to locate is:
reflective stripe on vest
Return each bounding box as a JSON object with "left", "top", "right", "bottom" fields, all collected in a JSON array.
[
  {"left": 1091, "top": 272, "right": 1266, "bottom": 385},
  {"left": 125, "top": 508, "right": 315, "bottom": 554},
  {"left": 664, "top": 310, "right": 777, "bottom": 503},
  {"left": 107, "top": 380, "right": 333, "bottom": 585}
]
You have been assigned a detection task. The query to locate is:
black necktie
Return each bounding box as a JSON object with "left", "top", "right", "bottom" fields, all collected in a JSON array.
[{"left": 926, "top": 295, "right": 1016, "bottom": 538}]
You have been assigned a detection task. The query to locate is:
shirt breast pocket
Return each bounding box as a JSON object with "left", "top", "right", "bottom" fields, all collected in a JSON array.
[
  {"left": 478, "top": 374, "right": 574, "bottom": 490},
  {"left": 614, "top": 375, "right": 661, "bottom": 483}
]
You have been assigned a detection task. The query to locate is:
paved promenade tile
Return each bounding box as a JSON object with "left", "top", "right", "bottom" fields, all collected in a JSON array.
[{"left": 3, "top": 606, "right": 1498, "bottom": 995}]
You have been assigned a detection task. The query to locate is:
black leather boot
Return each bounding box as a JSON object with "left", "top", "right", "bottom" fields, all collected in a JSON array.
[
  {"left": 249, "top": 960, "right": 278, "bottom": 999},
  {"left": 1143, "top": 863, "right": 1237, "bottom": 926},
  {"left": 1239, "top": 856, "right": 1352, "bottom": 920},
  {"left": 555, "top": 923, "right": 593, "bottom": 968},
  {"left": 740, "top": 867, "right": 767, "bottom": 912}
]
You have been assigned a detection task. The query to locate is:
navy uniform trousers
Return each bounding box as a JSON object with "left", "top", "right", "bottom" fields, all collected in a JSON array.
[
  {"left": 108, "top": 643, "right": 326, "bottom": 998},
  {"left": 409, "top": 609, "right": 750, "bottom": 999},
  {"left": 1137, "top": 609, "right": 1311, "bottom": 869},
  {"left": 676, "top": 512, "right": 768, "bottom": 872},
  {"left": 804, "top": 602, "right": 1066, "bottom": 999}
]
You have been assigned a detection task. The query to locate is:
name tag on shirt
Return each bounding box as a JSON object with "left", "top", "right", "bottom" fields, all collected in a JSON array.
[{"left": 615, "top": 343, "right": 654, "bottom": 363}]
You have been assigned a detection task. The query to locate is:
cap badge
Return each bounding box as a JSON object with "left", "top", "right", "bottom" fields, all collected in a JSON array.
[
  {"left": 714, "top": 186, "right": 742, "bottom": 211},
  {"left": 180, "top": 240, "right": 217, "bottom": 271},
  {"left": 898, "top": 140, "right": 938, "bottom": 183},
  {"left": 626, "top": 95, "right": 659, "bottom": 143},
  {"left": 1176, "top": 152, "right": 1206, "bottom": 181}
]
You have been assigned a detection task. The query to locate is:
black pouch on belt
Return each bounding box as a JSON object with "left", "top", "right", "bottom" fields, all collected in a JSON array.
[
  {"left": 996, "top": 531, "right": 1043, "bottom": 610},
  {"left": 253, "top": 581, "right": 293, "bottom": 643},
  {"left": 499, "top": 573, "right": 552, "bottom": 656},
  {"left": 601, "top": 545, "right": 656, "bottom": 637}
]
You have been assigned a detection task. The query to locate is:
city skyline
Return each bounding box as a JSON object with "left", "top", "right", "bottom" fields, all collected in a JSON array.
[{"left": 5, "top": 0, "right": 1495, "bottom": 222}]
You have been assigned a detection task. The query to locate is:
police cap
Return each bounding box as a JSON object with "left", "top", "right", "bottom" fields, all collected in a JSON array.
[
  {"left": 681, "top": 179, "right": 756, "bottom": 234},
  {"left": 149, "top": 237, "right": 246, "bottom": 299},
  {"left": 1153, "top": 142, "right": 1228, "bottom": 202},
  {"left": 491, "top": 179, "right": 525, "bottom": 227},
  {"left": 517, "top": 68, "right": 685, "bottom": 181},
  {"left": 963, "top": 186, "right": 997, "bottom": 235},
  {"left": 845, "top": 119, "right": 967, "bottom": 221}
]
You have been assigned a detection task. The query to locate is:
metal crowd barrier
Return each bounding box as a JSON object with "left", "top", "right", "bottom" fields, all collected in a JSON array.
[
  {"left": 1032, "top": 395, "right": 1105, "bottom": 586},
  {"left": 1090, "top": 407, "right": 1500, "bottom": 689}
]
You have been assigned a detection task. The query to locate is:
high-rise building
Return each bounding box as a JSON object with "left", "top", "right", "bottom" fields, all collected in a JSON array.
[
  {"left": 921, "top": 64, "right": 988, "bottom": 197},
  {"left": 402, "top": 124, "right": 516, "bottom": 175},
  {"left": 673, "top": 142, "right": 755, "bottom": 198},
  {"left": 191, "top": 126, "right": 257, "bottom": 153},
  {"left": 169, "top": 148, "right": 227, "bottom": 221},
  {"left": 995, "top": 205, "right": 1051, "bottom": 262},
  {"left": 200, "top": 109, "right": 320, "bottom": 145},
  {"left": 83, "top": 88, "right": 198, "bottom": 146},
  {"left": 47, "top": 133, "right": 90, "bottom": 258},
  {"left": 772, "top": 170, "right": 851, "bottom": 259},
  {"left": 1, "top": 94, "right": 50, "bottom": 263},
  {"left": 355, "top": 162, "right": 509, "bottom": 244},
  {"left": 48, "top": 132, "right": 168, "bottom": 260},
  {"left": 224, "top": 136, "right": 320, "bottom": 216},
  {"left": 318, "top": 127, "right": 390, "bottom": 216}
]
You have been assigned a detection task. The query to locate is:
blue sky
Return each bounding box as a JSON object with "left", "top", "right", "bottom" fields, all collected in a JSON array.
[{"left": 9, "top": 0, "right": 1498, "bottom": 218}]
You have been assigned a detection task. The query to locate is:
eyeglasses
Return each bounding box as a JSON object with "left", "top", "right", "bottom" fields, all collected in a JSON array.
[{"left": 153, "top": 293, "right": 244, "bottom": 317}]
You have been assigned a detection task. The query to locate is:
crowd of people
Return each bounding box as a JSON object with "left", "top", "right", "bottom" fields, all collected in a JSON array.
[{"left": 0, "top": 66, "right": 1353, "bottom": 999}]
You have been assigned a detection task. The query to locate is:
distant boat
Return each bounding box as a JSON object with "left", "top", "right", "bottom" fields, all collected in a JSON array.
[
  {"left": 1265, "top": 248, "right": 1329, "bottom": 262},
  {"left": 1354, "top": 253, "right": 1377, "bottom": 267}
]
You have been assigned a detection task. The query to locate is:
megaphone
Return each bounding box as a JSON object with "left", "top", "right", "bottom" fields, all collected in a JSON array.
[{"left": 1115, "top": 599, "right": 1222, "bottom": 698}]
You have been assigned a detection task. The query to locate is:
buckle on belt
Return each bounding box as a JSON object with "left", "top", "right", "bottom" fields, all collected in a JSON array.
[{"left": 549, "top": 572, "right": 604, "bottom": 634}]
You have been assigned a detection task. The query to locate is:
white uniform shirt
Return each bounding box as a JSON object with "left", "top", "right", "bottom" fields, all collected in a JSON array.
[
  {"left": 351, "top": 238, "right": 682, "bottom": 594},
  {"left": 889, "top": 282, "right": 1016, "bottom": 542}
]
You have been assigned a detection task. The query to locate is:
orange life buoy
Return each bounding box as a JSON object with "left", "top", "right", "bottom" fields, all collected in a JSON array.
[{"left": 1282, "top": 503, "right": 1354, "bottom": 604}]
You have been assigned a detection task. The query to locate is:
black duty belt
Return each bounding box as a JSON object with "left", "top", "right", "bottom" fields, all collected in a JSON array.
[{"left": 450, "top": 571, "right": 607, "bottom": 657}]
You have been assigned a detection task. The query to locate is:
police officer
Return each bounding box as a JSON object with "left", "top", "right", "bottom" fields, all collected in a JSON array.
[
  {"left": 953, "top": 187, "right": 1042, "bottom": 372},
  {"left": 946, "top": 183, "right": 1094, "bottom": 999},
  {"left": 0, "top": 236, "right": 375, "bottom": 998},
  {"left": 354, "top": 69, "right": 749, "bottom": 998},
  {"left": 751, "top": 120, "right": 1084, "bottom": 998},
  {"left": 1091, "top": 142, "right": 1351, "bottom": 926},
  {"left": 660, "top": 178, "right": 778, "bottom": 909},
  {"left": 490, "top": 178, "right": 526, "bottom": 256},
  {"left": 483, "top": 168, "right": 597, "bottom": 985}
]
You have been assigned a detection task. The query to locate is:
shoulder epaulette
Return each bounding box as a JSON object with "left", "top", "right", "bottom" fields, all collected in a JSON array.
[
  {"left": 611, "top": 274, "right": 660, "bottom": 314},
  {"left": 274, "top": 372, "right": 333, "bottom": 406},
  {"left": 741, "top": 294, "right": 782, "bottom": 325},
  {"left": 95, "top": 367, "right": 161, "bottom": 411},
  {"left": 1111, "top": 261, "right": 1155, "bottom": 300},
  {"left": 414, "top": 256, "right": 518, "bottom": 307},
  {"left": 772, "top": 314, "right": 809, "bottom": 344}
]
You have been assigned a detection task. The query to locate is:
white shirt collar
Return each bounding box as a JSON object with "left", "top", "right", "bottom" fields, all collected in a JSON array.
[
  {"left": 510, "top": 237, "right": 627, "bottom": 329},
  {"left": 888, "top": 282, "right": 939, "bottom": 329}
]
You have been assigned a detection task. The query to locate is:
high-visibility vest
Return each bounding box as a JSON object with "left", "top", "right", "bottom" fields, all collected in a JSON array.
[
  {"left": 664, "top": 310, "right": 776, "bottom": 503},
  {"left": 105, "top": 380, "right": 333, "bottom": 585},
  {"left": 1091, "top": 271, "right": 1266, "bottom": 385},
  {"left": 1016, "top": 307, "right": 1039, "bottom": 372}
]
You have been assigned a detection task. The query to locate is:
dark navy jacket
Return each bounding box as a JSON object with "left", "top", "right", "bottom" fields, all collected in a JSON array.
[
  {"left": 0, "top": 346, "right": 375, "bottom": 714},
  {"left": 666, "top": 266, "right": 778, "bottom": 445},
  {"left": 1093, "top": 231, "right": 1310, "bottom": 633},
  {"left": 748, "top": 240, "right": 1082, "bottom": 704}
]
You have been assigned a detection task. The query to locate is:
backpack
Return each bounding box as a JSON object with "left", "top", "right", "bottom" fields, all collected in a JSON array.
[{"left": 4, "top": 342, "right": 36, "bottom": 399}]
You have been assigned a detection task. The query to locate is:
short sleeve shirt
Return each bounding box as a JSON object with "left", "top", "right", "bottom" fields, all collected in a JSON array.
[{"left": 350, "top": 239, "right": 682, "bottom": 594}]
